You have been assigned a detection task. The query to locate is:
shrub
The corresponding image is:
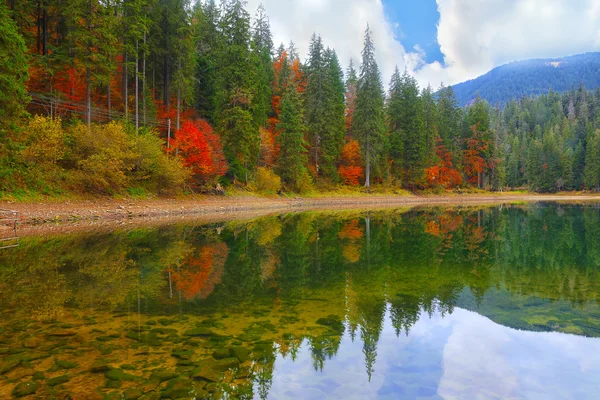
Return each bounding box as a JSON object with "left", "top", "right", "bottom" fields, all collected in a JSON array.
[
  {"left": 253, "top": 167, "right": 281, "bottom": 194},
  {"left": 130, "top": 130, "right": 189, "bottom": 195},
  {"left": 294, "top": 169, "right": 314, "bottom": 193},
  {"left": 21, "top": 116, "right": 65, "bottom": 165},
  {"left": 68, "top": 122, "right": 136, "bottom": 194}
]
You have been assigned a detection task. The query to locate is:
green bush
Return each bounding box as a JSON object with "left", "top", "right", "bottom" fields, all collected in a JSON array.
[{"left": 253, "top": 167, "right": 281, "bottom": 194}]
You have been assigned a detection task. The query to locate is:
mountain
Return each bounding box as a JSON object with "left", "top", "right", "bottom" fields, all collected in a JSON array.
[{"left": 451, "top": 52, "right": 600, "bottom": 106}]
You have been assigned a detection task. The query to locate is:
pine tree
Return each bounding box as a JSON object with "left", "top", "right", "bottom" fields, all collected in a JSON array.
[
  {"left": 251, "top": 3, "right": 274, "bottom": 128},
  {"left": 584, "top": 129, "right": 600, "bottom": 191},
  {"left": 386, "top": 67, "right": 403, "bottom": 182},
  {"left": 345, "top": 59, "right": 358, "bottom": 137},
  {"left": 0, "top": 2, "right": 29, "bottom": 131},
  {"left": 422, "top": 85, "right": 438, "bottom": 166},
  {"left": 65, "top": 0, "right": 118, "bottom": 127},
  {"left": 276, "top": 77, "right": 307, "bottom": 190},
  {"left": 353, "top": 26, "right": 386, "bottom": 190},
  {"left": 193, "top": 0, "right": 221, "bottom": 123},
  {"left": 321, "top": 48, "right": 346, "bottom": 181},
  {"left": 437, "top": 84, "right": 460, "bottom": 156},
  {"left": 216, "top": 0, "right": 259, "bottom": 184}
]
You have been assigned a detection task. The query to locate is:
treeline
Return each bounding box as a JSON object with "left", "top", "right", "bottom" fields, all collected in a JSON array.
[
  {"left": 500, "top": 86, "right": 600, "bottom": 192},
  {"left": 2, "top": 0, "right": 600, "bottom": 195}
]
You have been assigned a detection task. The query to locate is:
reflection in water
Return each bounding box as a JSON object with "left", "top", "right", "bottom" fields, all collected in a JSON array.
[{"left": 0, "top": 203, "right": 600, "bottom": 398}]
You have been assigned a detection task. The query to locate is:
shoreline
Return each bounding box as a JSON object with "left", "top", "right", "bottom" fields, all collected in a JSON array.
[{"left": 3, "top": 193, "right": 600, "bottom": 229}]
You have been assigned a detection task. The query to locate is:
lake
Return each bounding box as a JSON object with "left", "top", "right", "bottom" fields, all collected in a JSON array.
[{"left": 1, "top": 203, "right": 600, "bottom": 399}]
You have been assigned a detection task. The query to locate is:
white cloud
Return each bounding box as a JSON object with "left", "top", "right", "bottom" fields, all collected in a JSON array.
[{"left": 245, "top": 0, "right": 600, "bottom": 90}]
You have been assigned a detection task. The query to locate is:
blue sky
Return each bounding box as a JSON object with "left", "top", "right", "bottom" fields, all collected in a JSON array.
[{"left": 382, "top": 0, "right": 444, "bottom": 64}]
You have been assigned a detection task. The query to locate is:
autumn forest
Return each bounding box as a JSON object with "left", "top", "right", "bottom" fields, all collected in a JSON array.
[{"left": 2, "top": 0, "right": 600, "bottom": 197}]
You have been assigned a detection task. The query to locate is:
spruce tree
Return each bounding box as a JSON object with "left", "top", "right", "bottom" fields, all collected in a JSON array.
[
  {"left": 321, "top": 48, "right": 346, "bottom": 181},
  {"left": 276, "top": 77, "right": 307, "bottom": 191},
  {"left": 193, "top": 0, "right": 221, "bottom": 123},
  {"left": 352, "top": 26, "right": 386, "bottom": 190},
  {"left": 216, "top": 0, "right": 259, "bottom": 184},
  {"left": 0, "top": 1, "right": 29, "bottom": 131},
  {"left": 251, "top": 4, "right": 274, "bottom": 128},
  {"left": 584, "top": 129, "right": 600, "bottom": 191}
]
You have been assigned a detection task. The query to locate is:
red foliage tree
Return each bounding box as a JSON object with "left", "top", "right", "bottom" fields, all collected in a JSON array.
[
  {"left": 425, "top": 138, "right": 462, "bottom": 189},
  {"left": 338, "top": 140, "right": 364, "bottom": 186},
  {"left": 463, "top": 126, "right": 489, "bottom": 188},
  {"left": 171, "top": 119, "right": 227, "bottom": 184}
]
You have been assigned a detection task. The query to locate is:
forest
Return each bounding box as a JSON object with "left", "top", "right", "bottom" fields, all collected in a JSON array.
[{"left": 2, "top": 0, "right": 600, "bottom": 197}]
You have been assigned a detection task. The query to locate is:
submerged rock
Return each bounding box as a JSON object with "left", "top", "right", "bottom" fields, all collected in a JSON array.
[
  {"left": 212, "top": 348, "right": 230, "bottom": 360},
  {"left": 11, "top": 381, "right": 39, "bottom": 397},
  {"left": 229, "top": 346, "right": 250, "bottom": 363},
  {"left": 149, "top": 369, "right": 178, "bottom": 383},
  {"left": 123, "top": 387, "right": 144, "bottom": 400},
  {"left": 104, "top": 368, "right": 139, "bottom": 382},
  {"left": 47, "top": 374, "right": 70, "bottom": 386}
]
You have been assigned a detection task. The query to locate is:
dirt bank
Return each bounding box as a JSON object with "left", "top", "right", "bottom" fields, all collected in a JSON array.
[{"left": 3, "top": 193, "right": 600, "bottom": 228}]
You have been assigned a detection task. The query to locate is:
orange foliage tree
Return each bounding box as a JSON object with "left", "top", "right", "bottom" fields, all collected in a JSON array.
[
  {"left": 172, "top": 243, "right": 228, "bottom": 300},
  {"left": 338, "top": 140, "right": 364, "bottom": 186},
  {"left": 425, "top": 138, "right": 462, "bottom": 189},
  {"left": 171, "top": 119, "right": 227, "bottom": 184},
  {"left": 463, "top": 126, "right": 489, "bottom": 188},
  {"left": 264, "top": 51, "right": 306, "bottom": 166}
]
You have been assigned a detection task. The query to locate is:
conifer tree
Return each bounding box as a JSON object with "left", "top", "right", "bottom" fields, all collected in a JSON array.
[
  {"left": 276, "top": 77, "right": 307, "bottom": 190},
  {"left": 251, "top": 3, "right": 274, "bottom": 128},
  {"left": 353, "top": 26, "right": 386, "bottom": 190},
  {"left": 193, "top": 0, "right": 221, "bottom": 123},
  {"left": 0, "top": 1, "right": 29, "bottom": 131},
  {"left": 345, "top": 59, "right": 358, "bottom": 137},
  {"left": 584, "top": 129, "right": 600, "bottom": 191},
  {"left": 216, "top": 0, "right": 259, "bottom": 184}
]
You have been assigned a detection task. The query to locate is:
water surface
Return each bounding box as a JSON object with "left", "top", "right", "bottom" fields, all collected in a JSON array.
[{"left": 1, "top": 203, "right": 600, "bottom": 399}]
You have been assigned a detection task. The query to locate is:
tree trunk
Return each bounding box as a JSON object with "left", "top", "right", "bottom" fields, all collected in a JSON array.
[
  {"left": 86, "top": 68, "right": 91, "bottom": 128},
  {"left": 365, "top": 134, "right": 371, "bottom": 191},
  {"left": 107, "top": 83, "right": 111, "bottom": 120},
  {"left": 143, "top": 29, "right": 146, "bottom": 126},
  {"left": 135, "top": 40, "right": 139, "bottom": 131},
  {"left": 123, "top": 51, "right": 128, "bottom": 120}
]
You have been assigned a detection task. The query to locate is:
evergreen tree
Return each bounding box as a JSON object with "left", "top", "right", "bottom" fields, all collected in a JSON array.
[
  {"left": 216, "top": 0, "right": 259, "bottom": 184},
  {"left": 0, "top": 2, "right": 29, "bottom": 131},
  {"left": 422, "top": 84, "right": 438, "bottom": 166},
  {"left": 398, "top": 69, "right": 426, "bottom": 188},
  {"left": 193, "top": 0, "right": 221, "bottom": 123},
  {"left": 437, "top": 84, "right": 460, "bottom": 157},
  {"left": 353, "top": 26, "right": 386, "bottom": 190},
  {"left": 345, "top": 59, "right": 358, "bottom": 137},
  {"left": 584, "top": 129, "right": 600, "bottom": 191},
  {"left": 321, "top": 48, "right": 346, "bottom": 181},
  {"left": 386, "top": 67, "right": 403, "bottom": 182},
  {"left": 276, "top": 77, "right": 307, "bottom": 191},
  {"left": 251, "top": 3, "right": 274, "bottom": 128}
]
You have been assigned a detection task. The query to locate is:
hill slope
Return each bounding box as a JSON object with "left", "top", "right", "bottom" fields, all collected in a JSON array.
[{"left": 451, "top": 52, "right": 600, "bottom": 106}]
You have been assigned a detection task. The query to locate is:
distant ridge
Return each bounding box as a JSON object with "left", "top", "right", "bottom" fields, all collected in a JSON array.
[{"left": 450, "top": 52, "right": 600, "bottom": 106}]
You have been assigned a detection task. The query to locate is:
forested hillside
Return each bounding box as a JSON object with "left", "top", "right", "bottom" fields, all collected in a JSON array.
[
  {"left": 452, "top": 53, "right": 600, "bottom": 106},
  {"left": 1, "top": 0, "right": 600, "bottom": 196}
]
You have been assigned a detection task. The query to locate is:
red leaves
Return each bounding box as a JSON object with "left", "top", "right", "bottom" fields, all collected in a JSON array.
[
  {"left": 338, "top": 140, "right": 364, "bottom": 186},
  {"left": 463, "top": 126, "right": 489, "bottom": 186},
  {"left": 171, "top": 119, "right": 227, "bottom": 183},
  {"left": 425, "top": 138, "right": 462, "bottom": 188}
]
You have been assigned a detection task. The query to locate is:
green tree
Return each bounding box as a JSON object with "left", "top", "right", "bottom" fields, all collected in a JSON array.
[
  {"left": 193, "top": 0, "right": 221, "bottom": 123},
  {"left": 216, "top": 0, "right": 259, "bottom": 184},
  {"left": 584, "top": 129, "right": 600, "bottom": 191},
  {"left": 353, "top": 26, "right": 386, "bottom": 190},
  {"left": 0, "top": 1, "right": 29, "bottom": 132},
  {"left": 251, "top": 3, "right": 274, "bottom": 128},
  {"left": 276, "top": 78, "right": 307, "bottom": 191}
]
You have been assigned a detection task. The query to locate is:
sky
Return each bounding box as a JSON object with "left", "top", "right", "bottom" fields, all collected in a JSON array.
[{"left": 245, "top": 0, "right": 600, "bottom": 89}]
